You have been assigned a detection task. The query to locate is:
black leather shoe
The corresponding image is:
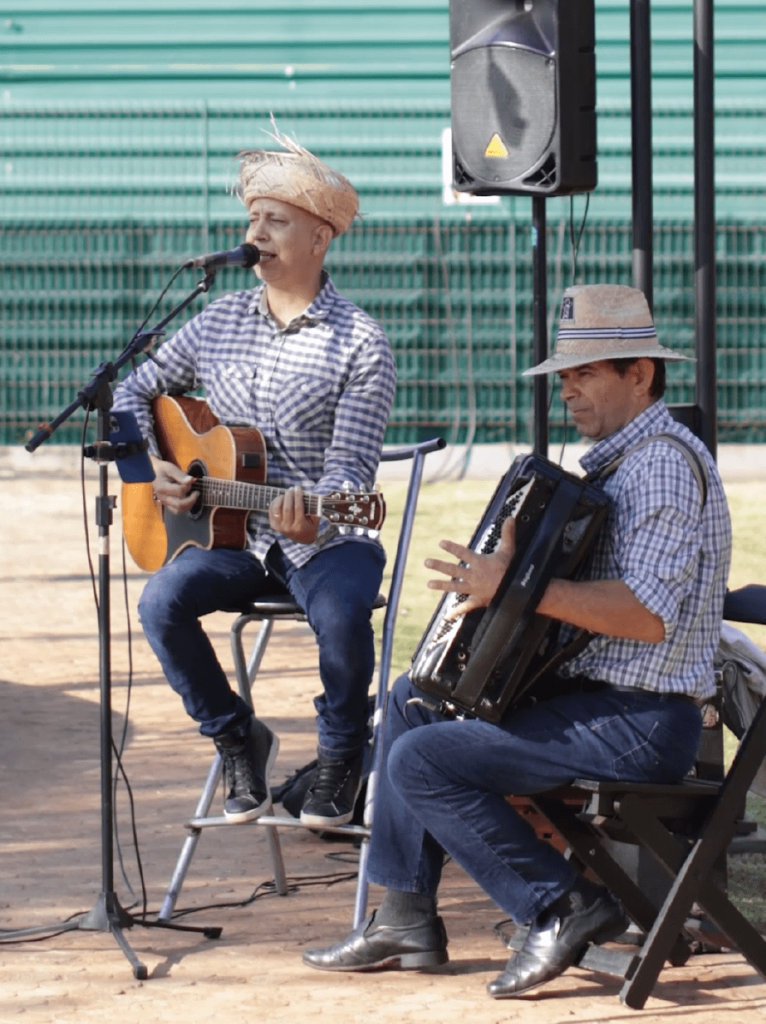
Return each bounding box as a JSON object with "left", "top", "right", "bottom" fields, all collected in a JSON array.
[
  {"left": 303, "top": 910, "right": 449, "bottom": 972},
  {"left": 488, "top": 889, "right": 626, "bottom": 998}
]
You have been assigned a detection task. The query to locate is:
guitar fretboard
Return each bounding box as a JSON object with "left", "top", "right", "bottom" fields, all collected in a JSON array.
[{"left": 195, "top": 476, "right": 322, "bottom": 516}]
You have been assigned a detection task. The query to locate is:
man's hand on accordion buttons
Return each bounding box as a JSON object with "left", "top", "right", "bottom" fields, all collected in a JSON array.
[{"left": 425, "top": 516, "right": 516, "bottom": 620}]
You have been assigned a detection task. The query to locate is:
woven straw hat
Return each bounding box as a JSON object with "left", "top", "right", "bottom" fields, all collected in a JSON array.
[
  {"left": 236, "top": 122, "right": 358, "bottom": 237},
  {"left": 524, "top": 284, "right": 693, "bottom": 376}
]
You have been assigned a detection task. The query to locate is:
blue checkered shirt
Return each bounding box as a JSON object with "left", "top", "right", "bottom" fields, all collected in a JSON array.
[
  {"left": 113, "top": 274, "right": 397, "bottom": 569},
  {"left": 558, "top": 400, "right": 731, "bottom": 701}
]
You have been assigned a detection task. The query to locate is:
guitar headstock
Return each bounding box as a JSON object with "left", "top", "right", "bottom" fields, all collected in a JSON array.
[{"left": 322, "top": 490, "right": 386, "bottom": 530}]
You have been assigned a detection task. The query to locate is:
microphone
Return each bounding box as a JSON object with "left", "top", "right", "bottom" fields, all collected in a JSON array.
[{"left": 184, "top": 243, "right": 260, "bottom": 270}]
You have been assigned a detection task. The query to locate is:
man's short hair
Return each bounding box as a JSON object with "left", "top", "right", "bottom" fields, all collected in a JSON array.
[{"left": 609, "top": 357, "right": 667, "bottom": 399}]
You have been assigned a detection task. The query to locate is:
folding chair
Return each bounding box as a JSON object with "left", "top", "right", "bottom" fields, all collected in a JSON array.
[
  {"left": 157, "top": 436, "right": 445, "bottom": 924},
  {"left": 509, "top": 583, "right": 766, "bottom": 1008}
]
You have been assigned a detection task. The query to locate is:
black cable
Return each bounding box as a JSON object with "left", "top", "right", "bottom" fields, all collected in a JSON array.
[
  {"left": 0, "top": 925, "right": 82, "bottom": 944},
  {"left": 324, "top": 850, "right": 360, "bottom": 866},
  {"left": 129, "top": 263, "right": 187, "bottom": 347},
  {"left": 112, "top": 535, "right": 144, "bottom": 914},
  {"left": 558, "top": 402, "right": 570, "bottom": 466},
  {"left": 158, "top": 867, "right": 359, "bottom": 922},
  {"left": 111, "top": 737, "right": 149, "bottom": 920},
  {"left": 493, "top": 917, "right": 516, "bottom": 948},
  {"left": 0, "top": 864, "right": 360, "bottom": 943},
  {"left": 568, "top": 193, "right": 591, "bottom": 283},
  {"left": 0, "top": 910, "right": 89, "bottom": 944},
  {"left": 80, "top": 413, "right": 99, "bottom": 610}
]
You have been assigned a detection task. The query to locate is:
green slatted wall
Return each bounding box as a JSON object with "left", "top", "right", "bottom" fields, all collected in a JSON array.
[{"left": 2, "top": 1, "right": 766, "bottom": 445}]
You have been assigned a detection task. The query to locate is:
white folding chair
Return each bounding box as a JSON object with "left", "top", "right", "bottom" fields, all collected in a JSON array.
[{"left": 157, "top": 437, "right": 445, "bottom": 924}]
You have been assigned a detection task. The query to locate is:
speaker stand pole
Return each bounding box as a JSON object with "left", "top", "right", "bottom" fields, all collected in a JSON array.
[
  {"left": 693, "top": 0, "right": 717, "bottom": 461},
  {"left": 630, "top": 0, "right": 654, "bottom": 313},
  {"left": 532, "top": 196, "right": 549, "bottom": 457}
]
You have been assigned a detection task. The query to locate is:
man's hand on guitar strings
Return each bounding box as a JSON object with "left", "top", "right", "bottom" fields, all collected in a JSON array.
[
  {"left": 425, "top": 517, "right": 516, "bottom": 620},
  {"left": 149, "top": 457, "right": 197, "bottom": 514},
  {"left": 269, "top": 485, "right": 321, "bottom": 545}
]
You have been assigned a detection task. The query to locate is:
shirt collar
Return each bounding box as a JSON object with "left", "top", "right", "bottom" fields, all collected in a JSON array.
[
  {"left": 247, "top": 270, "right": 336, "bottom": 329},
  {"left": 579, "top": 400, "right": 674, "bottom": 476}
]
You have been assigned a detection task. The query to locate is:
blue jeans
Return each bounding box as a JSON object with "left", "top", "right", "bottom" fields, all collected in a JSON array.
[
  {"left": 138, "top": 539, "right": 385, "bottom": 758},
  {"left": 367, "top": 673, "right": 703, "bottom": 925}
]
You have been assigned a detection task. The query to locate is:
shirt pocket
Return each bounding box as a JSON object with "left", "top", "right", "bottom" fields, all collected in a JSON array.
[
  {"left": 274, "top": 373, "right": 337, "bottom": 435},
  {"left": 203, "top": 361, "right": 258, "bottom": 418}
]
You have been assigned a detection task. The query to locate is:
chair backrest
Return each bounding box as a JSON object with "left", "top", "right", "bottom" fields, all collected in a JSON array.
[
  {"left": 374, "top": 438, "right": 447, "bottom": 712},
  {"left": 353, "top": 436, "right": 445, "bottom": 925}
]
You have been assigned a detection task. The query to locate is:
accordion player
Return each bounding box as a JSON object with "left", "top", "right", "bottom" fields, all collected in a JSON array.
[{"left": 410, "top": 454, "right": 610, "bottom": 723}]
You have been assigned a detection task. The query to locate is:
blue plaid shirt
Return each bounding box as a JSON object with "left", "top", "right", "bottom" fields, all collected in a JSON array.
[
  {"left": 113, "top": 274, "right": 397, "bottom": 569},
  {"left": 558, "top": 400, "right": 731, "bottom": 701}
]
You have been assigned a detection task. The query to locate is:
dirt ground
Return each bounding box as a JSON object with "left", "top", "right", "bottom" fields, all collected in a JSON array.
[{"left": 2, "top": 447, "right": 766, "bottom": 1024}]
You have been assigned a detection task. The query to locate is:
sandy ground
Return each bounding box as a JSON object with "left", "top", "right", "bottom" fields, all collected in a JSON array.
[{"left": 2, "top": 450, "right": 766, "bottom": 1024}]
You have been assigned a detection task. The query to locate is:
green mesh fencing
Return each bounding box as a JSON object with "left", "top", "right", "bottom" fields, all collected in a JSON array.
[{"left": 3, "top": 216, "right": 766, "bottom": 447}]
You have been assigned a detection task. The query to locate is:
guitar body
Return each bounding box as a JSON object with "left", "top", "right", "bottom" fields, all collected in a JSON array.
[{"left": 122, "top": 395, "right": 267, "bottom": 572}]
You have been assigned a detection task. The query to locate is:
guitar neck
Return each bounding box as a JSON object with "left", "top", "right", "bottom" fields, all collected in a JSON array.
[{"left": 196, "top": 476, "right": 323, "bottom": 517}]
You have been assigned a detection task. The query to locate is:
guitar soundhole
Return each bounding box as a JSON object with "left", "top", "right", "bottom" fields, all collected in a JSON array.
[{"left": 187, "top": 460, "right": 206, "bottom": 520}]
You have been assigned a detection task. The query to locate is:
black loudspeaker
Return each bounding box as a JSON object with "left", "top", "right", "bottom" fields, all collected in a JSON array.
[{"left": 450, "top": 0, "right": 597, "bottom": 197}]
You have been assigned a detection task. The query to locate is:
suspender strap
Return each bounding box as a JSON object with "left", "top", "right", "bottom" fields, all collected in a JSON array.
[{"left": 591, "top": 432, "right": 709, "bottom": 508}]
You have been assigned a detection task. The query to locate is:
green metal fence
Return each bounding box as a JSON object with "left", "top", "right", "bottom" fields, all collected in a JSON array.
[{"left": 3, "top": 216, "right": 765, "bottom": 446}]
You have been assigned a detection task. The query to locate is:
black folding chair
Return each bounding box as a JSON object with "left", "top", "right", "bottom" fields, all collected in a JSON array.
[{"left": 512, "top": 583, "right": 766, "bottom": 1008}]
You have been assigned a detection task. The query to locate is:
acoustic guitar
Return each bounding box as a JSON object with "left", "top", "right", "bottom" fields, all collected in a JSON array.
[{"left": 121, "top": 394, "right": 386, "bottom": 572}]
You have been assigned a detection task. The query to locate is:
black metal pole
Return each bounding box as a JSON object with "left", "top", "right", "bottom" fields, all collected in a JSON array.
[
  {"left": 532, "top": 196, "right": 548, "bottom": 457},
  {"left": 97, "top": 437, "right": 115, "bottom": 897},
  {"left": 77, "top": 399, "right": 148, "bottom": 981},
  {"left": 630, "top": 0, "right": 654, "bottom": 311},
  {"left": 694, "top": 0, "right": 718, "bottom": 460},
  {"left": 95, "top": 403, "right": 117, "bottom": 898}
]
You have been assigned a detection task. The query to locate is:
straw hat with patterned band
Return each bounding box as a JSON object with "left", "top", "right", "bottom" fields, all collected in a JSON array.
[
  {"left": 235, "top": 122, "right": 359, "bottom": 237},
  {"left": 524, "top": 284, "right": 694, "bottom": 376}
]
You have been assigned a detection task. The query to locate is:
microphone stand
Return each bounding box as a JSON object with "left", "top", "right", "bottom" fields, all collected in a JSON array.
[{"left": 13, "top": 271, "right": 222, "bottom": 979}]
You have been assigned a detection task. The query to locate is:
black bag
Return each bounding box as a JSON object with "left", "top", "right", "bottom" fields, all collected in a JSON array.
[{"left": 271, "top": 754, "right": 369, "bottom": 833}]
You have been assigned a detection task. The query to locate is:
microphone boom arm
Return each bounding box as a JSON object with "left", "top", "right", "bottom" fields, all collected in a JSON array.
[{"left": 25, "top": 269, "right": 217, "bottom": 453}]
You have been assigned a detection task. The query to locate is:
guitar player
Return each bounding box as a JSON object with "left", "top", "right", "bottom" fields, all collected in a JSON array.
[{"left": 112, "top": 129, "right": 396, "bottom": 828}]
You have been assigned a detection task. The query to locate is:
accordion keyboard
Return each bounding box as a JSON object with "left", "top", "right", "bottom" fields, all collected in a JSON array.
[{"left": 425, "top": 477, "right": 534, "bottom": 652}]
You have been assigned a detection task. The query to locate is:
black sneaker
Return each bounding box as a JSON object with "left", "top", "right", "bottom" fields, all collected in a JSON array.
[
  {"left": 299, "top": 750, "right": 364, "bottom": 827},
  {"left": 213, "top": 716, "right": 279, "bottom": 823}
]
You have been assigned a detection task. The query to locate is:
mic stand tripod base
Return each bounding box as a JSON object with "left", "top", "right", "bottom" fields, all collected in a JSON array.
[
  {"left": 77, "top": 891, "right": 223, "bottom": 980},
  {"left": 78, "top": 892, "right": 148, "bottom": 980}
]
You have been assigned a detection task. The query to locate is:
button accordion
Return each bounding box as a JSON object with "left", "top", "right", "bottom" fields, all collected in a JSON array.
[{"left": 410, "top": 454, "right": 610, "bottom": 723}]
